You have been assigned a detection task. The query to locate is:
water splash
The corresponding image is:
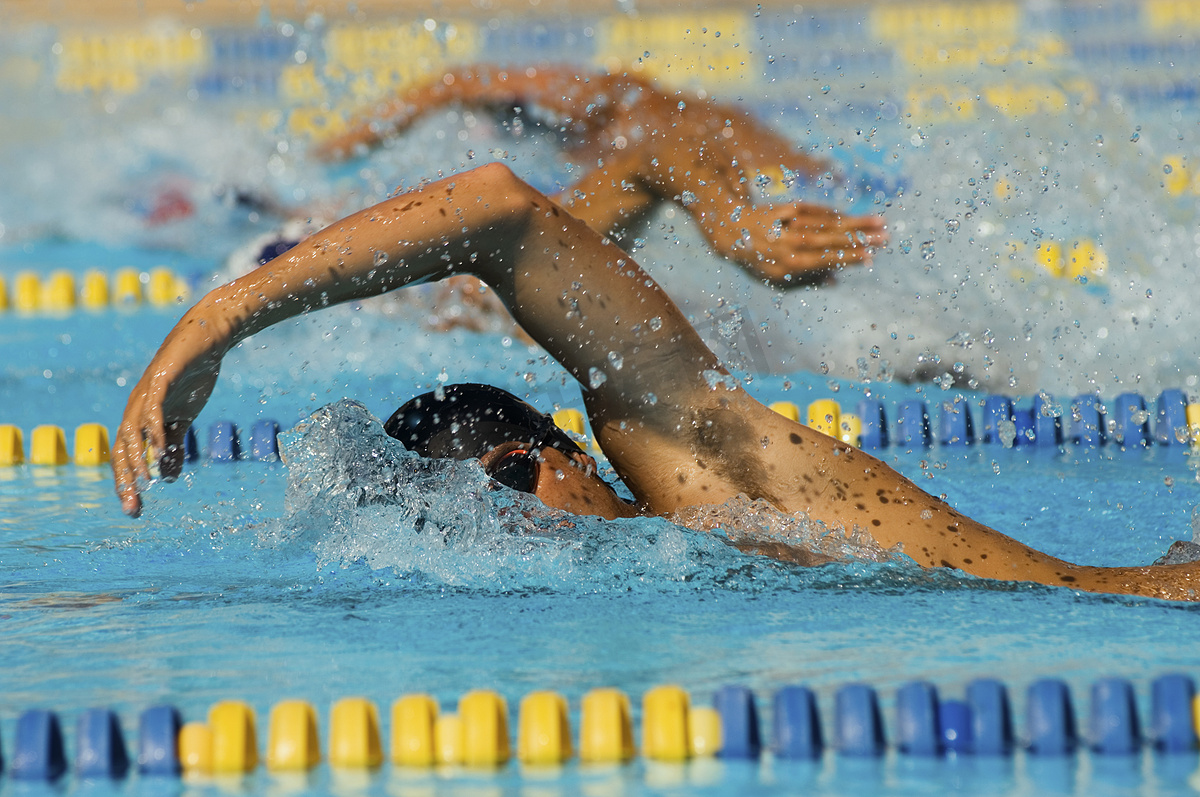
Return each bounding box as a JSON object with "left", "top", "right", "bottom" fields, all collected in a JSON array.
[{"left": 260, "top": 400, "right": 918, "bottom": 593}]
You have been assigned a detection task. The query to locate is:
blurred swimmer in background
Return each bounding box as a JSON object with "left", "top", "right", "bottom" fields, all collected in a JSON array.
[
  {"left": 114, "top": 162, "right": 1198, "bottom": 602},
  {"left": 318, "top": 64, "right": 887, "bottom": 285},
  {"left": 231, "top": 65, "right": 888, "bottom": 335}
]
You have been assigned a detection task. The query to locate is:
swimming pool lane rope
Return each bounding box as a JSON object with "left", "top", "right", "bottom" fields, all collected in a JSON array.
[
  {"left": 2, "top": 388, "right": 1198, "bottom": 468},
  {"left": 0, "top": 674, "right": 1196, "bottom": 781},
  {"left": 0, "top": 268, "right": 192, "bottom": 315}
]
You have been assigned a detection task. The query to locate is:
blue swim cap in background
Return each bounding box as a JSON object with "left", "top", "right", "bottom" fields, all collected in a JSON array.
[{"left": 256, "top": 238, "right": 301, "bottom": 265}]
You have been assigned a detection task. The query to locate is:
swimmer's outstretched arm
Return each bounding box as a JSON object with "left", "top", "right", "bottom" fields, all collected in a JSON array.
[
  {"left": 316, "top": 65, "right": 625, "bottom": 159},
  {"left": 113, "top": 162, "right": 718, "bottom": 517},
  {"left": 113, "top": 164, "right": 1197, "bottom": 601},
  {"left": 317, "top": 65, "right": 887, "bottom": 285}
]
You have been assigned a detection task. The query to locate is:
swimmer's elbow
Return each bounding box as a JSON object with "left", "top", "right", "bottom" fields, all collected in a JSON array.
[{"left": 470, "top": 161, "right": 524, "bottom": 193}]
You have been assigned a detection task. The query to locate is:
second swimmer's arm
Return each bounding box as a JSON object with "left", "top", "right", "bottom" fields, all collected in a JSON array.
[{"left": 318, "top": 65, "right": 616, "bottom": 160}]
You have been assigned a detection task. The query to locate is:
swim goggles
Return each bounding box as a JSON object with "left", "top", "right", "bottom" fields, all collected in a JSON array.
[
  {"left": 384, "top": 384, "right": 585, "bottom": 489},
  {"left": 485, "top": 447, "right": 540, "bottom": 493}
]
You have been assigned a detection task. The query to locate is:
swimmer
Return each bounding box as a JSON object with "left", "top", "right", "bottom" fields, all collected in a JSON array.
[
  {"left": 113, "top": 163, "right": 1198, "bottom": 601},
  {"left": 318, "top": 65, "right": 888, "bottom": 286}
]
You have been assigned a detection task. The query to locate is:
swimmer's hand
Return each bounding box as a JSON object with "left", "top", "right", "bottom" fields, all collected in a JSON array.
[
  {"left": 699, "top": 203, "right": 888, "bottom": 286},
  {"left": 112, "top": 309, "right": 226, "bottom": 517}
]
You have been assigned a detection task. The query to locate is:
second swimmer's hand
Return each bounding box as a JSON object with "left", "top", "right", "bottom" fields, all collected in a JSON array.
[
  {"left": 111, "top": 317, "right": 225, "bottom": 517},
  {"left": 702, "top": 203, "right": 888, "bottom": 286}
]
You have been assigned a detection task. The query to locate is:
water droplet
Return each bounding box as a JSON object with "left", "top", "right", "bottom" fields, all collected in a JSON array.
[
  {"left": 920, "top": 241, "right": 935, "bottom": 260},
  {"left": 1163, "top": 163, "right": 1173, "bottom": 174},
  {"left": 649, "top": 316, "right": 663, "bottom": 331},
  {"left": 680, "top": 191, "right": 698, "bottom": 206},
  {"left": 607, "top": 350, "right": 624, "bottom": 370},
  {"left": 373, "top": 251, "right": 389, "bottom": 266},
  {"left": 588, "top": 368, "right": 608, "bottom": 389},
  {"left": 993, "top": 417, "right": 1012, "bottom": 448},
  {"left": 821, "top": 85, "right": 831, "bottom": 94},
  {"left": 945, "top": 218, "right": 960, "bottom": 234},
  {"left": 899, "top": 238, "right": 913, "bottom": 255}
]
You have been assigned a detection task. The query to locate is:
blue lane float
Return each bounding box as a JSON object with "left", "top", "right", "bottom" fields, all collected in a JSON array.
[
  {"left": 713, "top": 685, "right": 761, "bottom": 759},
  {"left": 1150, "top": 673, "right": 1198, "bottom": 753},
  {"left": 1114, "top": 392, "right": 1151, "bottom": 449},
  {"left": 938, "top": 699, "right": 972, "bottom": 754},
  {"left": 937, "top": 398, "right": 973, "bottom": 447},
  {"left": 12, "top": 710, "right": 66, "bottom": 781},
  {"left": 1026, "top": 679, "right": 1078, "bottom": 757},
  {"left": 182, "top": 425, "right": 199, "bottom": 462},
  {"left": 1156, "top": 389, "right": 1189, "bottom": 446},
  {"left": 896, "top": 401, "right": 931, "bottom": 449},
  {"left": 981, "top": 395, "right": 1015, "bottom": 445},
  {"left": 856, "top": 399, "right": 889, "bottom": 449},
  {"left": 138, "top": 705, "right": 182, "bottom": 776},
  {"left": 966, "top": 678, "right": 1015, "bottom": 756},
  {"left": 208, "top": 421, "right": 242, "bottom": 462},
  {"left": 772, "top": 686, "right": 824, "bottom": 760},
  {"left": 1032, "top": 394, "right": 1064, "bottom": 446},
  {"left": 1089, "top": 678, "right": 1141, "bottom": 756},
  {"left": 1070, "top": 393, "right": 1107, "bottom": 447},
  {"left": 1012, "top": 408, "right": 1035, "bottom": 446},
  {"left": 249, "top": 419, "right": 281, "bottom": 461},
  {"left": 895, "top": 681, "right": 943, "bottom": 757},
  {"left": 75, "top": 708, "right": 129, "bottom": 779},
  {"left": 834, "top": 684, "right": 886, "bottom": 757}
]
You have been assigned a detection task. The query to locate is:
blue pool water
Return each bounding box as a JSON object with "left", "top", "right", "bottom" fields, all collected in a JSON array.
[
  {"left": 3, "top": 273, "right": 1200, "bottom": 794},
  {"left": 5, "top": 1, "right": 1200, "bottom": 794}
]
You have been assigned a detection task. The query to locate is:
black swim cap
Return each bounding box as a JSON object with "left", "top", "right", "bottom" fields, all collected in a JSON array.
[{"left": 384, "top": 383, "right": 585, "bottom": 461}]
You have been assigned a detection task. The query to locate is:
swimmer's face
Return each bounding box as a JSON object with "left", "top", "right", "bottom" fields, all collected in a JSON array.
[{"left": 478, "top": 443, "right": 640, "bottom": 520}]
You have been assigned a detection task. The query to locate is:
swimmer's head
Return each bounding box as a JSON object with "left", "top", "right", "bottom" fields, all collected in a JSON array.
[
  {"left": 384, "top": 383, "right": 584, "bottom": 461},
  {"left": 384, "top": 384, "right": 637, "bottom": 519}
]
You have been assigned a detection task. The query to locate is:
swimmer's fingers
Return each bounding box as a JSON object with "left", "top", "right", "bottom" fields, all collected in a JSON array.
[
  {"left": 778, "top": 204, "right": 889, "bottom": 246},
  {"left": 111, "top": 441, "right": 144, "bottom": 517},
  {"left": 111, "top": 372, "right": 191, "bottom": 515},
  {"left": 768, "top": 207, "right": 887, "bottom": 267},
  {"left": 112, "top": 408, "right": 158, "bottom": 518},
  {"left": 707, "top": 204, "right": 887, "bottom": 283}
]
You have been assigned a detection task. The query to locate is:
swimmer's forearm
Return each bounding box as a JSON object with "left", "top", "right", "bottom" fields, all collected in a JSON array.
[
  {"left": 194, "top": 163, "right": 717, "bottom": 400},
  {"left": 320, "top": 65, "right": 608, "bottom": 159}
]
